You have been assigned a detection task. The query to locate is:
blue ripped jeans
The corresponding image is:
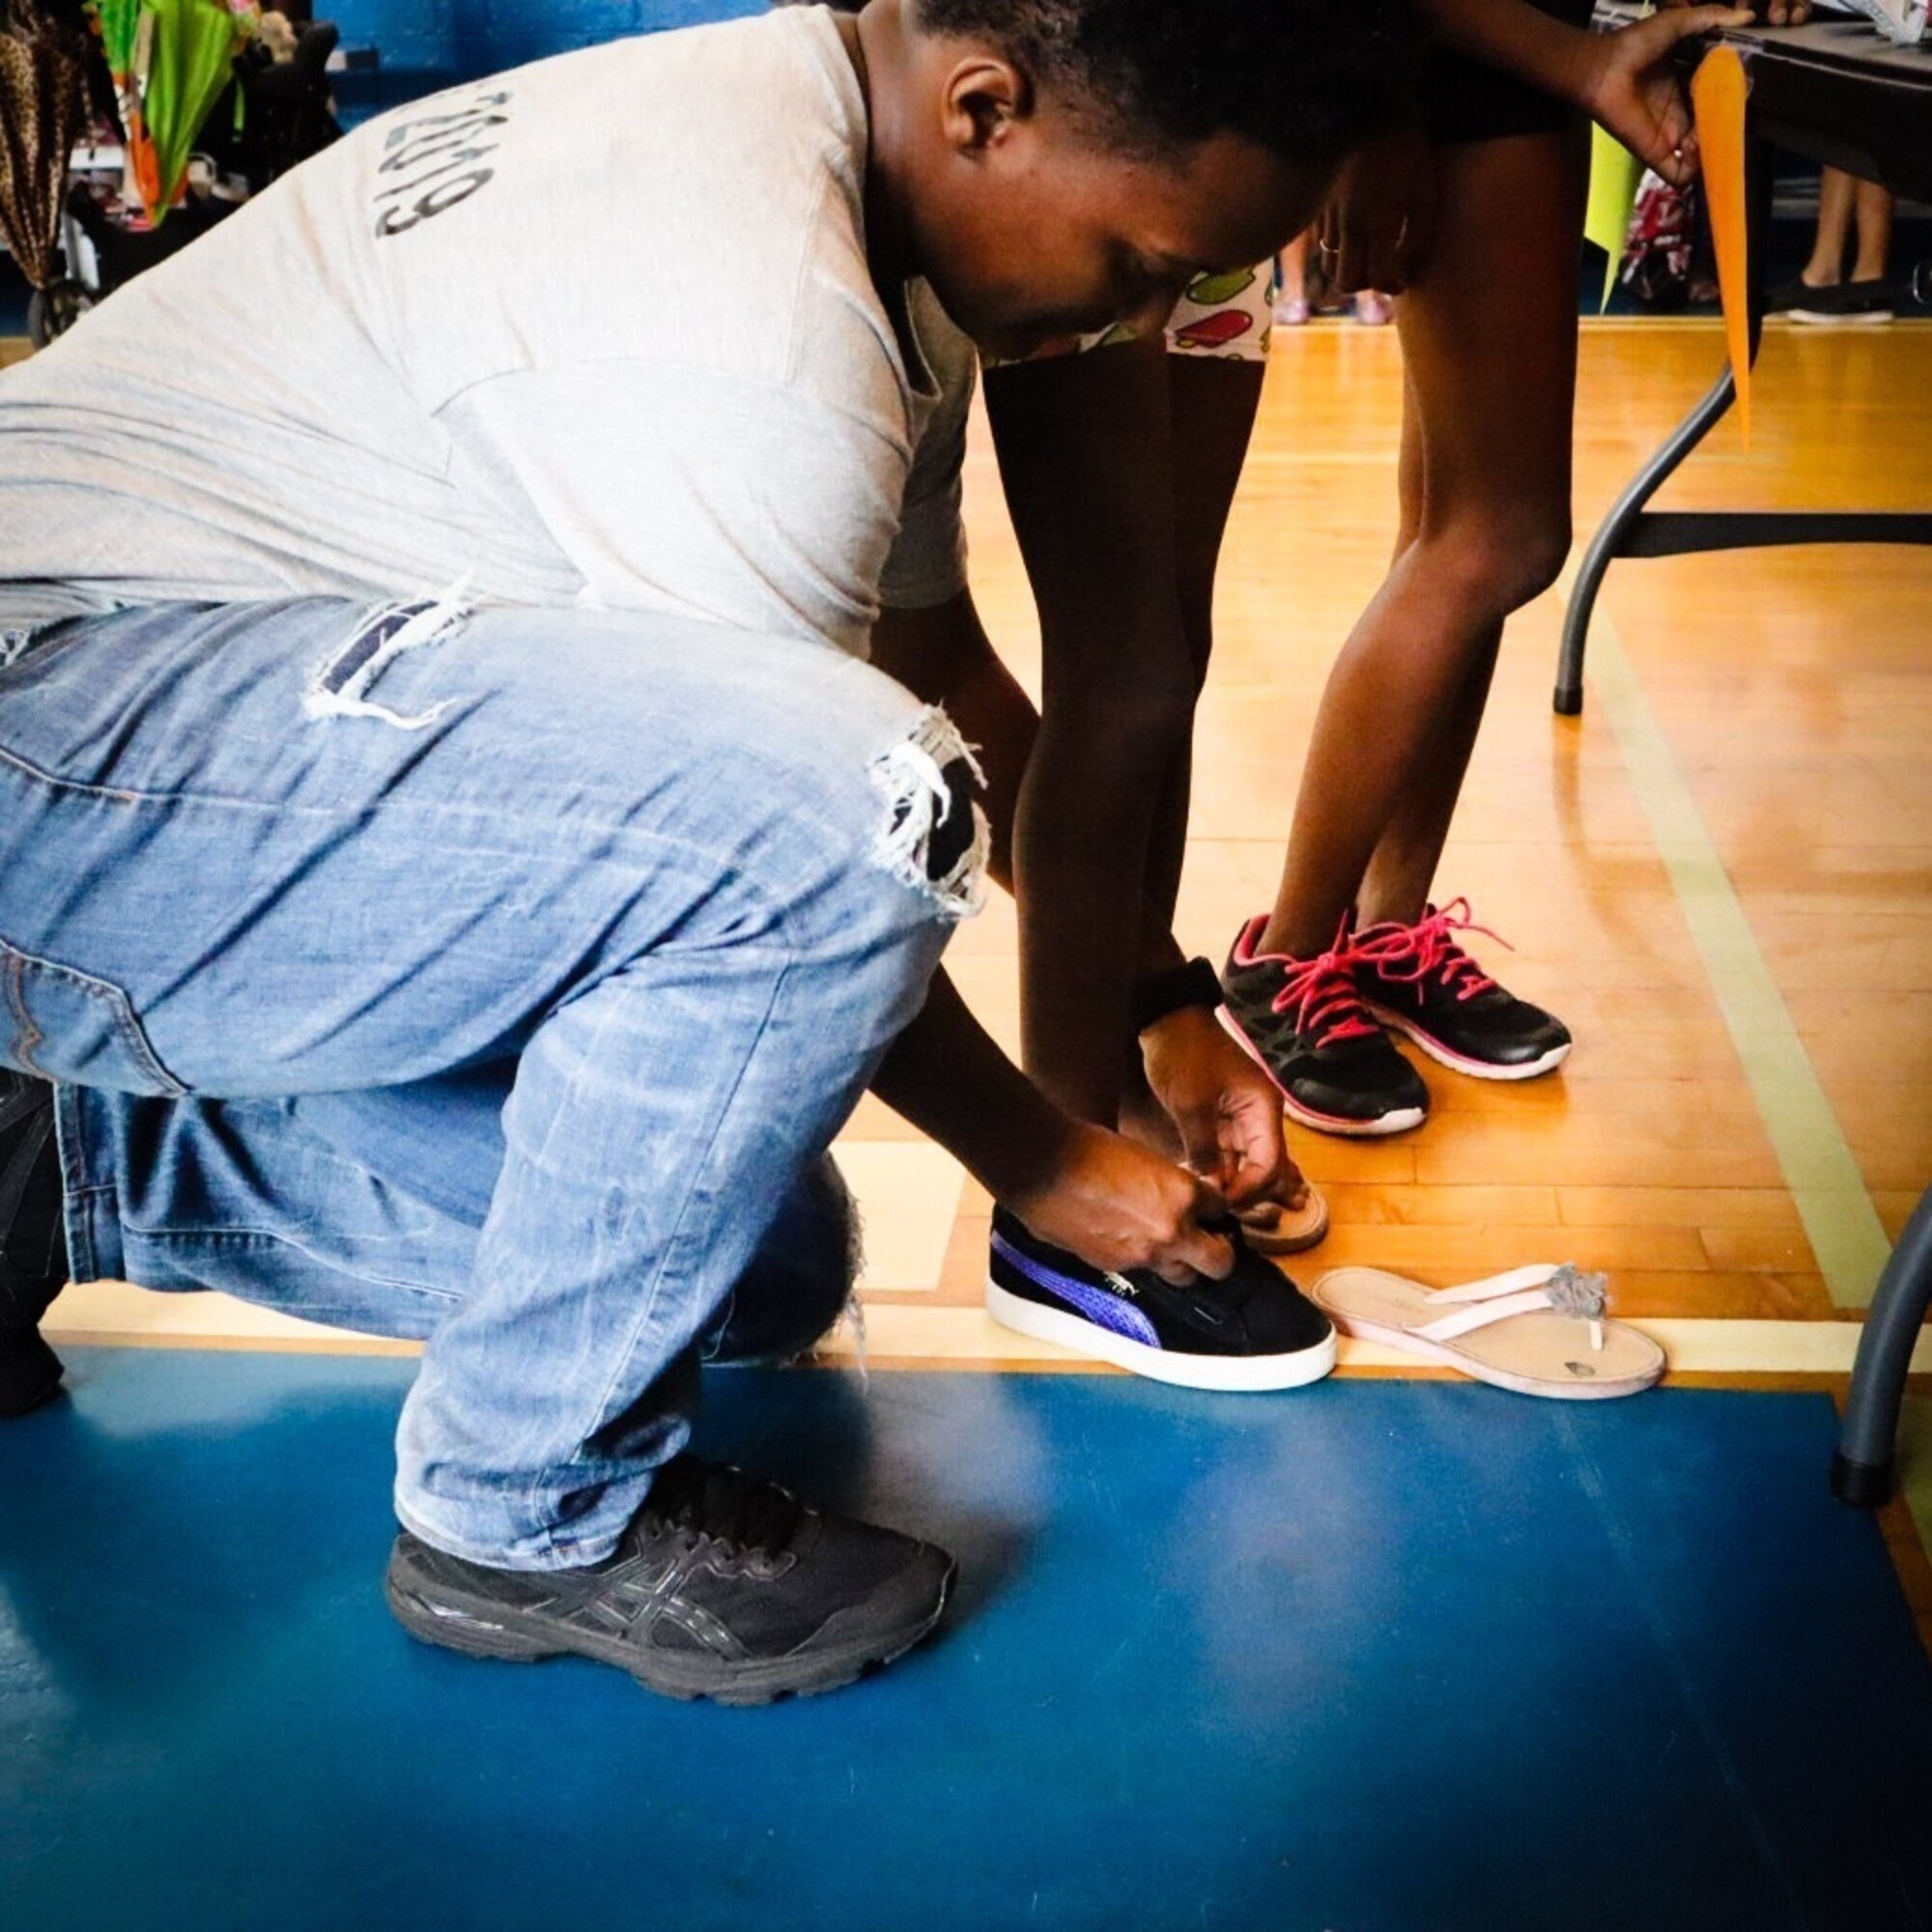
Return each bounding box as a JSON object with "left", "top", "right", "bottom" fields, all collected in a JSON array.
[{"left": 0, "top": 599, "right": 977, "bottom": 1567}]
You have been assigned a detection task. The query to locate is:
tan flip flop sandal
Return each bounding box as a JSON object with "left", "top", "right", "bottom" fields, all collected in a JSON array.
[
  {"left": 1236, "top": 1184, "right": 1330, "bottom": 1257},
  {"left": 1308, "top": 1262, "right": 1664, "bottom": 1399}
]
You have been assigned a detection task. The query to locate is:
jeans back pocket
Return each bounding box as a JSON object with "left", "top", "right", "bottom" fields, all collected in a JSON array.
[{"left": 1, "top": 940, "right": 188, "bottom": 1096}]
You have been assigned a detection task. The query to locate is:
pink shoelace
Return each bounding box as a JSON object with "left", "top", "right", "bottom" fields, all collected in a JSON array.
[
  {"left": 1258, "top": 918, "right": 1381, "bottom": 1049},
  {"left": 1352, "top": 897, "right": 1509, "bottom": 1005}
]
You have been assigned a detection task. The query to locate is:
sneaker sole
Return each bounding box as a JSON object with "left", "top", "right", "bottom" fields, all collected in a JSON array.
[
  {"left": 384, "top": 1548, "right": 955, "bottom": 1706},
  {"left": 1788, "top": 308, "right": 1893, "bottom": 326},
  {"left": 1281, "top": 1090, "right": 1427, "bottom": 1139},
  {"left": 1218, "top": 1008, "right": 1428, "bottom": 1138},
  {"left": 1366, "top": 1003, "right": 1571, "bottom": 1084},
  {"left": 984, "top": 1279, "right": 1336, "bottom": 1392}
]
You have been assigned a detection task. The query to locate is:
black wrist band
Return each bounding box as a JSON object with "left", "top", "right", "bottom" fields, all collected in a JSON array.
[{"left": 1130, "top": 957, "right": 1224, "bottom": 1035}]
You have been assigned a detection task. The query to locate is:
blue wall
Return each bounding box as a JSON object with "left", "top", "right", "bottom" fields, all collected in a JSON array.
[{"left": 327, "top": 1, "right": 763, "bottom": 100}]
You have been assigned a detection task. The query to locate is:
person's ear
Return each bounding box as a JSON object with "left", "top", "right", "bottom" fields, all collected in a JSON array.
[{"left": 937, "top": 55, "right": 1032, "bottom": 156}]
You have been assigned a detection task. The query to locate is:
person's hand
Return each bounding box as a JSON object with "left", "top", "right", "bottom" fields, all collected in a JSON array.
[
  {"left": 1662, "top": 0, "right": 1810, "bottom": 21},
  {"left": 1577, "top": 6, "right": 1756, "bottom": 185},
  {"left": 1137, "top": 1005, "right": 1306, "bottom": 1219},
  {"left": 1002, "top": 1119, "right": 1236, "bottom": 1286},
  {"left": 1315, "top": 124, "right": 1436, "bottom": 296}
]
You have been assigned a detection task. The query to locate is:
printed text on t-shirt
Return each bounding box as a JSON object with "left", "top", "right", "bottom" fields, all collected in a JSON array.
[{"left": 372, "top": 90, "right": 512, "bottom": 239}]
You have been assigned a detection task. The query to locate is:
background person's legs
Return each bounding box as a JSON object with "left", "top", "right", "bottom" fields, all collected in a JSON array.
[
  {"left": 1275, "top": 233, "right": 1314, "bottom": 327},
  {"left": 1801, "top": 165, "right": 1895, "bottom": 291},
  {"left": 1804, "top": 163, "right": 1860, "bottom": 288},
  {"left": 1786, "top": 165, "right": 1898, "bottom": 325},
  {"left": 1, "top": 598, "right": 963, "bottom": 1566},
  {"left": 1850, "top": 178, "right": 1895, "bottom": 289}
]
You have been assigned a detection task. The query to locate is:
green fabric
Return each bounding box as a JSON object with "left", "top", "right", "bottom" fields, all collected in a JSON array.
[
  {"left": 137, "top": 0, "right": 244, "bottom": 223},
  {"left": 1584, "top": 123, "right": 1641, "bottom": 313},
  {"left": 88, "top": 0, "right": 142, "bottom": 79}
]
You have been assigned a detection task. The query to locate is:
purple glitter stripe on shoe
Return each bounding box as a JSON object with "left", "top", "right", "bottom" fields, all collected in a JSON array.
[{"left": 991, "top": 1232, "right": 1161, "bottom": 1350}]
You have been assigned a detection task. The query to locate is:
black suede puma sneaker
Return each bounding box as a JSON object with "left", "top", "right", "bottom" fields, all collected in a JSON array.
[
  {"left": 385, "top": 1455, "right": 956, "bottom": 1706},
  {"left": 1352, "top": 900, "right": 1572, "bottom": 1082},
  {"left": 1, "top": 1070, "right": 67, "bottom": 1419},
  {"left": 985, "top": 1207, "right": 1335, "bottom": 1391}
]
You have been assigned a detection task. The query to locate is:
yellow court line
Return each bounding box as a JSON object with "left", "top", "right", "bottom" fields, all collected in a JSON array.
[
  {"left": 1560, "top": 569, "right": 1894, "bottom": 1308},
  {"left": 43, "top": 1283, "right": 1932, "bottom": 1379}
]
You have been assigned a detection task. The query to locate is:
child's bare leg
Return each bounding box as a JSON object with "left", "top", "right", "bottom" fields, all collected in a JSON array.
[{"left": 1261, "top": 126, "right": 1588, "bottom": 956}]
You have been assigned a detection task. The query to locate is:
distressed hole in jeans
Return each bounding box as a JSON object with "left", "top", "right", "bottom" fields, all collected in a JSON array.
[
  {"left": 868, "top": 706, "right": 988, "bottom": 920},
  {"left": 302, "top": 583, "right": 472, "bottom": 729},
  {"left": 0, "top": 620, "right": 70, "bottom": 670}
]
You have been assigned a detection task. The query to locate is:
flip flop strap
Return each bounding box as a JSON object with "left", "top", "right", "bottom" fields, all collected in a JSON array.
[
  {"left": 1417, "top": 1263, "right": 1566, "bottom": 1307},
  {"left": 1413, "top": 1288, "right": 1574, "bottom": 1345},
  {"left": 1409, "top": 1264, "right": 1608, "bottom": 1347}
]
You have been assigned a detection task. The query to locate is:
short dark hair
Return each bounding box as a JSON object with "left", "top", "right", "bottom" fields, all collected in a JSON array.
[{"left": 909, "top": 0, "right": 1417, "bottom": 165}]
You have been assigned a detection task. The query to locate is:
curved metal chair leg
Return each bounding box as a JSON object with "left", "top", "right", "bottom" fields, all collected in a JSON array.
[
  {"left": 1833, "top": 1184, "right": 1932, "bottom": 1507},
  {"left": 1555, "top": 367, "right": 1738, "bottom": 716}
]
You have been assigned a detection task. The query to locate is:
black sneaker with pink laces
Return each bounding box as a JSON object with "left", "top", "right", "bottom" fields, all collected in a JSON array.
[
  {"left": 1221, "top": 915, "right": 1429, "bottom": 1137},
  {"left": 1352, "top": 899, "right": 1572, "bottom": 1082}
]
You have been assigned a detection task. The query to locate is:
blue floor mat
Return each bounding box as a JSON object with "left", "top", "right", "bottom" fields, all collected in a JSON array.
[{"left": 4, "top": 1349, "right": 1929, "bottom": 1932}]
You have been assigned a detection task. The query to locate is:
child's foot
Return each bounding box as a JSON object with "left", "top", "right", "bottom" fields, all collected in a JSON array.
[
  {"left": 1788, "top": 279, "right": 1894, "bottom": 326},
  {"left": 1352, "top": 900, "right": 1571, "bottom": 1082},
  {"left": 1351, "top": 290, "right": 1393, "bottom": 327},
  {"left": 1, "top": 1069, "right": 68, "bottom": 1418},
  {"left": 1220, "top": 916, "right": 1429, "bottom": 1137},
  {"left": 1272, "top": 294, "right": 1311, "bottom": 327},
  {"left": 1767, "top": 272, "right": 1833, "bottom": 313}
]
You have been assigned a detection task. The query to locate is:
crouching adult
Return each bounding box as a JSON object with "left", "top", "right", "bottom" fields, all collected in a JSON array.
[{"left": 0, "top": 0, "right": 1409, "bottom": 1702}]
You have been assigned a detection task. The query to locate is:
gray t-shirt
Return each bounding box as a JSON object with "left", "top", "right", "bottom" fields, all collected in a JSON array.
[{"left": 0, "top": 7, "right": 973, "bottom": 651}]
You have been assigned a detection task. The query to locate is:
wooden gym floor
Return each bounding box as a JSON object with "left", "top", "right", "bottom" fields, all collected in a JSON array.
[{"left": 23, "top": 318, "right": 1932, "bottom": 1556}]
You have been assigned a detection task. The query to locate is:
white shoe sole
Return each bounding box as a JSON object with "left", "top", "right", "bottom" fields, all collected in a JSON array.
[
  {"left": 1788, "top": 308, "right": 1893, "bottom": 326},
  {"left": 984, "top": 1280, "right": 1337, "bottom": 1393},
  {"left": 1218, "top": 1007, "right": 1428, "bottom": 1138},
  {"left": 1367, "top": 1004, "right": 1571, "bottom": 1084},
  {"left": 1280, "top": 1091, "right": 1427, "bottom": 1138}
]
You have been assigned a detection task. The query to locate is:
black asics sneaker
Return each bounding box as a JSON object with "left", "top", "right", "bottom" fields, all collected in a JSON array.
[
  {"left": 385, "top": 1455, "right": 955, "bottom": 1706},
  {"left": 1, "top": 1070, "right": 68, "bottom": 1420},
  {"left": 985, "top": 1206, "right": 1335, "bottom": 1391},
  {"left": 1352, "top": 899, "right": 1572, "bottom": 1081},
  {"left": 1221, "top": 915, "right": 1429, "bottom": 1137}
]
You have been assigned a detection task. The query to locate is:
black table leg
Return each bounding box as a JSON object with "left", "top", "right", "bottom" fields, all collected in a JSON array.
[
  {"left": 1554, "top": 365, "right": 1739, "bottom": 715},
  {"left": 1555, "top": 127, "right": 1775, "bottom": 717}
]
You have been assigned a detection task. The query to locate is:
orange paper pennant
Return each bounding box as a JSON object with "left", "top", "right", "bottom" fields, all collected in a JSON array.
[{"left": 1691, "top": 44, "right": 1751, "bottom": 443}]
